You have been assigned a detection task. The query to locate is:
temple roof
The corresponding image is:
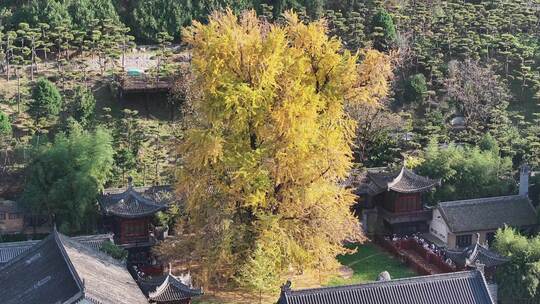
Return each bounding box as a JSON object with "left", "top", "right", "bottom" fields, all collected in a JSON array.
[
  {"left": 0, "top": 233, "right": 113, "bottom": 267},
  {"left": 138, "top": 271, "right": 203, "bottom": 303},
  {"left": 445, "top": 241, "right": 509, "bottom": 268},
  {"left": 342, "top": 167, "right": 384, "bottom": 196},
  {"left": 99, "top": 185, "right": 171, "bottom": 218},
  {"left": 278, "top": 270, "right": 494, "bottom": 304},
  {"left": 368, "top": 167, "right": 440, "bottom": 194},
  {"left": 438, "top": 195, "right": 537, "bottom": 233},
  {"left": 0, "top": 229, "right": 146, "bottom": 304}
]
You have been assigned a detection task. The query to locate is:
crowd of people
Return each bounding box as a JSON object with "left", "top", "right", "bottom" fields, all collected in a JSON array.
[{"left": 385, "top": 234, "right": 457, "bottom": 268}]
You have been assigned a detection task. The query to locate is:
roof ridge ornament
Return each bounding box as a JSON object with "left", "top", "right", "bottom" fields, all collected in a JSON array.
[
  {"left": 382, "top": 166, "right": 440, "bottom": 193},
  {"left": 474, "top": 262, "right": 485, "bottom": 274},
  {"left": 281, "top": 280, "right": 292, "bottom": 292}
]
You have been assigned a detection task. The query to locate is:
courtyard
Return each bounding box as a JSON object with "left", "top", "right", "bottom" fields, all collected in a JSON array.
[{"left": 328, "top": 242, "right": 417, "bottom": 286}]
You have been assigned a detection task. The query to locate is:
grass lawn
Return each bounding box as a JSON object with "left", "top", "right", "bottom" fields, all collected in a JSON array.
[
  {"left": 193, "top": 242, "right": 417, "bottom": 303},
  {"left": 327, "top": 242, "right": 417, "bottom": 286}
]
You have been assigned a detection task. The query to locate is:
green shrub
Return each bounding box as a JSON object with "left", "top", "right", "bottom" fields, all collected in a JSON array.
[
  {"left": 99, "top": 240, "right": 128, "bottom": 261},
  {"left": 71, "top": 85, "right": 96, "bottom": 125},
  {"left": 371, "top": 9, "right": 396, "bottom": 51},
  {"left": 404, "top": 73, "right": 427, "bottom": 104},
  {"left": 0, "top": 111, "right": 11, "bottom": 136},
  {"left": 29, "top": 78, "right": 63, "bottom": 122}
]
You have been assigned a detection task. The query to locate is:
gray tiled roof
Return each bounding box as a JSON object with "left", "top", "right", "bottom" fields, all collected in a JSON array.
[
  {"left": 342, "top": 168, "right": 388, "bottom": 196},
  {"left": 0, "top": 240, "right": 39, "bottom": 267},
  {"left": 0, "top": 230, "right": 146, "bottom": 304},
  {"left": 0, "top": 234, "right": 113, "bottom": 267},
  {"left": 341, "top": 168, "right": 369, "bottom": 195},
  {"left": 99, "top": 185, "right": 171, "bottom": 218},
  {"left": 60, "top": 234, "right": 147, "bottom": 304},
  {"left": 445, "top": 242, "right": 509, "bottom": 268},
  {"left": 438, "top": 195, "right": 538, "bottom": 233},
  {"left": 69, "top": 233, "right": 115, "bottom": 250},
  {"left": 278, "top": 270, "right": 494, "bottom": 304},
  {"left": 0, "top": 231, "right": 83, "bottom": 304},
  {"left": 139, "top": 273, "right": 203, "bottom": 302},
  {"left": 368, "top": 167, "right": 440, "bottom": 194}
]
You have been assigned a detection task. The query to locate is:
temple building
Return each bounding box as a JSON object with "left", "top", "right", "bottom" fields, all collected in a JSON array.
[
  {"left": 138, "top": 269, "right": 203, "bottom": 304},
  {"left": 444, "top": 237, "right": 509, "bottom": 280},
  {"left": 0, "top": 229, "right": 147, "bottom": 304},
  {"left": 278, "top": 270, "right": 494, "bottom": 304},
  {"left": 98, "top": 182, "right": 171, "bottom": 248},
  {"left": 364, "top": 167, "right": 440, "bottom": 235},
  {"left": 429, "top": 195, "right": 537, "bottom": 249}
]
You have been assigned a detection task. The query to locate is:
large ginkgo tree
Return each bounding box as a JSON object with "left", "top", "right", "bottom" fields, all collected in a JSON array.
[{"left": 159, "top": 9, "right": 392, "bottom": 290}]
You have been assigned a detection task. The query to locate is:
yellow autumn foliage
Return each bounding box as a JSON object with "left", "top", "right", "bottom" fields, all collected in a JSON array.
[{"left": 161, "top": 9, "right": 392, "bottom": 290}]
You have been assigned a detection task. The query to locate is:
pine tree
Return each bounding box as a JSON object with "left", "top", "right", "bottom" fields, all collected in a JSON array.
[
  {"left": 370, "top": 8, "right": 396, "bottom": 51},
  {"left": 70, "top": 85, "right": 96, "bottom": 126},
  {"left": 29, "top": 78, "right": 63, "bottom": 123}
]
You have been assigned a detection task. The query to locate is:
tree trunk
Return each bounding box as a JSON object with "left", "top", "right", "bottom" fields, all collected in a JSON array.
[
  {"left": 16, "top": 69, "right": 21, "bottom": 114},
  {"left": 122, "top": 44, "right": 126, "bottom": 71},
  {"left": 31, "top": 45, "right": 35, "bottom": 81},
  {"left": 156, "top": 57, "right": 161, "bottom": 83},
  {"left": 57, "top": 45, "right": 62, "bottom": 76},
  {"left": 143, "top": 163, "right": 147, "bottom": 185},
  {"left": 155, "top": 159, "right": 159, "bottom": 184},
  {"left": 30, "top": 51, "right": 34, "bottom": 81},
  {"left": 6, "top": 49, "right": 10, "bottom": 81},
  {"left": 83, "top": 66, "right": 88, "bottom": 89}
]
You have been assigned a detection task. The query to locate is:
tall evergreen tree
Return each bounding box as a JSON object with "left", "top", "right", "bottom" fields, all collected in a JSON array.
[
  {"left": 371, "top": 9, "right": 396, "bottom": 51},
  {"left": 28, "top": 77, "right": 63, "bottom": 123}
]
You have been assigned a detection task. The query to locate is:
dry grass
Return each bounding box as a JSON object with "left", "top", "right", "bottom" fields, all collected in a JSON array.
[{"left": 192, "top": 268, "right": 339, "bottom": 304}]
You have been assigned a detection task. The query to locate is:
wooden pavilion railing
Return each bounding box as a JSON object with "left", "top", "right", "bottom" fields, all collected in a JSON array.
[{"left": 375, "top": 235, "right": 457, "bottom": 275}]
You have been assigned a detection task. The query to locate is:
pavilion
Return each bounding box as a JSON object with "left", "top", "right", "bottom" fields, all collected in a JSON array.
[
  {"left": 138, "top": 269, "right": 203, "bottom": 304},
  {"left": 444, "top": 237, "right": 509, "bottom": 280},
  {"left": 98, "top": 182, "right": 171, "bottom": 248},
  {"left": 365, "top": 167, "right": 440, "bottom": 234}
]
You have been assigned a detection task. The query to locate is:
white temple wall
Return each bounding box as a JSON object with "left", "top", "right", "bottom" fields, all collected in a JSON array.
[{"left": 429, "top": 208, "right": 449, "bottom": 245}]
